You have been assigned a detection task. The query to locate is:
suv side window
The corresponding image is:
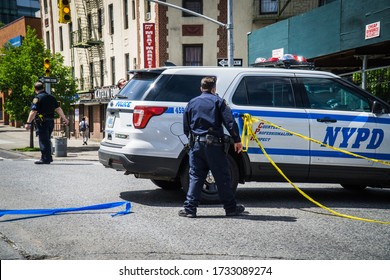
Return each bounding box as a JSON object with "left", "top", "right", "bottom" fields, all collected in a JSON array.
[
  {"left": 145, "top": 75, "right": 204, "bottom": 102},
  {"left": 301, "top": 77, "right": 370, "bottom": 112},
  {"left": 232, "top": 76, "right": 296, "bottom": 108}
]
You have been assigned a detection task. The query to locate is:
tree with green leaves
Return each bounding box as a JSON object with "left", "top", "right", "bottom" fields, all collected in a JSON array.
[
  {"left": 0, "top": 26, "right": 77, "bottom": 148},
  {"left": 0, "top": 26, "right": 77, "bottom": 124},
  {"left": 353, "top": 68, "right": 390, "bottom": 103}
]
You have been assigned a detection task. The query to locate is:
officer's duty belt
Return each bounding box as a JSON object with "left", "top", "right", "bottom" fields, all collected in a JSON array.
[{"left": 195, "top": 135, "right": 224, "bottom": 143}]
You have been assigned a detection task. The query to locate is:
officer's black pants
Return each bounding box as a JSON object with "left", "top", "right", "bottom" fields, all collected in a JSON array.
[
  {"left": 36, "top": 120, "right": 54, "bottom": 162},
  {"left": 184, "top": 141, "right": 236, "bottom": 214}
]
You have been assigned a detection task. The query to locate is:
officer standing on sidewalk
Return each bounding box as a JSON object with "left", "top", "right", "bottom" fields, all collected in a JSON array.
[
  {"left": 179, "top": 76, "right": 246, "bottom": 218},
  {"left": 25, "top": 81, "right": 69, "bottom": 164}
]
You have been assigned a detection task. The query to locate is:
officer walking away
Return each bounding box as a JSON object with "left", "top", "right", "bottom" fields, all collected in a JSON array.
[
  {"left": 25, "top": 81, "right": 69, "bottom": 164},
  {"left": 179, "top": 76, "right": 246, "bottom": 218},
  {"left": 79, "top": 117, "right": 89, "bottom": 145}
]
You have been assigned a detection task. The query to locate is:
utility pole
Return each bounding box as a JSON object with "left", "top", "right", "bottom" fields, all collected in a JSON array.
[
  {"left": 227, "top": 0, "right": 234, "bottom": 67},
  {"left": 146, "top": 0, "right": 234, "bottom": 67}
]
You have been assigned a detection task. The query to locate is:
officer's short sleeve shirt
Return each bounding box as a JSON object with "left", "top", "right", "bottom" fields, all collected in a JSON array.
[{"left": 31, "top": 91, "right": 59, "bottom": 118}]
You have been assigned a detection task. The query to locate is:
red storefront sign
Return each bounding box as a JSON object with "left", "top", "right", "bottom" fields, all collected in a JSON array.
[{"left": 143, "top": 23, "right": 156, "bottom": 68}]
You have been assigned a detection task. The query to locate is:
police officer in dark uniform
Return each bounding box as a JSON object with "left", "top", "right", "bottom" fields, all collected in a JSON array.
[
  {"left": 25, "top": 82, "right": 69, "bottom": 164},
  {"left": 179, "top": 76, "right": 246, "bottom": 218}
]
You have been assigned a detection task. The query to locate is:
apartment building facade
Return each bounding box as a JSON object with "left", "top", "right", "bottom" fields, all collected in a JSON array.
[{"left": 40, "top": 0, "right": 324, "bottom": 141}]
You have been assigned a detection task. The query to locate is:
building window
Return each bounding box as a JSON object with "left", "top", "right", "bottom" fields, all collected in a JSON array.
[
  {"left": 124, "top": 0, "right": 129, "bottom": 29},
  {"left": 125, "top": 53, "right": 130, "bottom": 80},
  {"left": 182, "top": 0, "right": 202, "bottom": 17},
  {"left": 111, "top": 57, "right": 116, "bottom": 85},
  {"left": 145, "top": 0, "right": 151, "bottom": 20},
  {"left": 45, "top": 31, "right": 50, "bottom": 50},
  {"left": 59, "top": 26, "right": 63, "bottom": 51},
  {"left": 183, "top": 45, "right": 203, "bottom": 66},
  {"left": 87, "top": 13, "right": 92, "bottom": 38},
  {"left": 69, "top": 23, "right": 73, "bottom": 48},
  {"left": 80, "top": 65, "right": 84, "bottom": 89},
  {"left": 90, "top": 62, "right": 94, "bottom": 88},
  {"left": 98, "top": 9, "right": 103, "bottom": 38},
  {"left": 260, "top": 0, "right": 278, "bottom": 14},
  {"left": 132, "top": 0, "right": 136, "bottom": 20},
  {"left": 77, "top": 18, "right": 82, "bottom": 42},
  {"left": 100, "top": 60, "right": 104, "bottom": 87},
  {"left": 319, "top": 0, "right": 337, "bottom": 6},
  {"left": 109, "top": 4, "right": 114, "bottom": 34},
  {"left": 43, "top": 0, "right": 48, "bottom": 14}
]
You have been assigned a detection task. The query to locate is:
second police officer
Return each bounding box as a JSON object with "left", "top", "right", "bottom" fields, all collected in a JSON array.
[
  {"left": 179, "top": 76, "right": 247, "bottom": 218},
  {"left": 25, "top": 81, "right": 69, "bottom": 164}
]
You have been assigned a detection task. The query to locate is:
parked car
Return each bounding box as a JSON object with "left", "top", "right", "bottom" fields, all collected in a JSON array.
[{"left": 98, "top": 66, "right": 390, "bottom": 203}]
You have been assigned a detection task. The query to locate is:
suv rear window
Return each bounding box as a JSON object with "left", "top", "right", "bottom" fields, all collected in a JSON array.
[
  {"left": 144, "top": 74, "right": 204, "bottom": 102},
  {"left": 116, "top": 72, "right": 161, "bottom": 100}
]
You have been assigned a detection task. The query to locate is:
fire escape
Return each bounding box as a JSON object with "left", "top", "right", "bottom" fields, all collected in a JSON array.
[{"left": 71, "top": 0, "right": 105, "bottom": 91}]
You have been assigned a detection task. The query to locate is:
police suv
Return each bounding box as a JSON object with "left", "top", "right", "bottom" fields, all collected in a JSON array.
[{"left": 98, "top": 66, "right": 390, "bottom": 203}]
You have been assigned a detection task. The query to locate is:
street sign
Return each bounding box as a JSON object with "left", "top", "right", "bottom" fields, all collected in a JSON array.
[
  {"left": 217, "top": 58, "right": 243, "bottom": 67},
  {"left": 365, "top": 21, "right": 380, "bottom": 40},
  {"left": 39, "top": 77, "right": 58, "bottom": 83}
]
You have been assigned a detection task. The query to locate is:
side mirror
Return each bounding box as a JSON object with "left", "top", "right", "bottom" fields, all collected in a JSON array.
[{"left": 372, "top": 101, "right": 384, "bottom": 114}]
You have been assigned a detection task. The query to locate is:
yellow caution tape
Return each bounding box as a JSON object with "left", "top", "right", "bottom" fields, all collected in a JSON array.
[
  {"left": 241, "top": 113, "right": 390, "bottom": 225},
  {"left": 243, "top": 114, "right": 390, "bottom": 166}
]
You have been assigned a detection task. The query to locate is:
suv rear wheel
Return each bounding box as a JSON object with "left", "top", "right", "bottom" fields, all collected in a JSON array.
[
  {"left": 151, "top": 179, "right": 182, "bottom": 190},
  {"left": 180, "top": 154, "right": 239, "bottom": 204}
]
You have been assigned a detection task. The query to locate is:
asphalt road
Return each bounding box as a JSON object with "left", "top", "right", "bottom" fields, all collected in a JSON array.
[{"left": 1, "top": 154, "right": 390, "bottom": 261}]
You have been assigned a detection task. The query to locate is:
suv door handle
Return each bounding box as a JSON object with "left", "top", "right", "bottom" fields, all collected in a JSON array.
[{"left": 317, "top": 117, "right": 337, "bottom": 123}]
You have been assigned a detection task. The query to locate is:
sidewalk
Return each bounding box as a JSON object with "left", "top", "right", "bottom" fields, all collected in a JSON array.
[{"left": 0, "top": 124, "right": 99, "bottom": 161}]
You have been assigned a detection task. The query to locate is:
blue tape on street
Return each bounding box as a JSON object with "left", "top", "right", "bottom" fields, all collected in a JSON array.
[{"left": 0, "top": 201, "right": 131, "bottom": 218}]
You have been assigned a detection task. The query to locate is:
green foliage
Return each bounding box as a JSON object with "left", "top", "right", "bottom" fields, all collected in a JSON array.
[
  {"left": 353, "top": 68, "right": 390, "bottom": 103},
  {"left": 13, "top": 147, "right": 41, "bottom": 152},
  {"left": 49, "top": 52, "right": 78, "bottom": 113},
  {"left": 0, "top": 26, "right": 77, "bottom": 122}
]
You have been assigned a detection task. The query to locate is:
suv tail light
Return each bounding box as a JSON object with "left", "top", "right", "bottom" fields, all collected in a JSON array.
[{"left": 133, "top": 106, "right": 168, "bottom": 129}]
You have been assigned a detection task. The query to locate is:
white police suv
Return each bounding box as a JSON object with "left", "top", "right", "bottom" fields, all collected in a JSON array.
[{"left": 98, "top": 66, "right": 390, "bottom": 203}]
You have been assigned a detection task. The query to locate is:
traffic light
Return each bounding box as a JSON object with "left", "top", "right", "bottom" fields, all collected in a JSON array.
[
  {"left": 44, "top": 58, "right": 51, "bottom": 76},
  {"left": 59, "top": 0, "right": 71, "bottom": 24}
]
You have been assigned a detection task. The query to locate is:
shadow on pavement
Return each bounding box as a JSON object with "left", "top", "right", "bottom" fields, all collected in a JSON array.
[
  {"left": 119, "top": 186, "right": 390, "bottom": 210},
  {"left": 67, "top": 146, "right": 99, "bottom": 153}
]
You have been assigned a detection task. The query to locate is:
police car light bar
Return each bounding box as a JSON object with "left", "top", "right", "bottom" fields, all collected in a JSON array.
[{"left": 252, "top": 54, "right": 315, "bottom": 70}]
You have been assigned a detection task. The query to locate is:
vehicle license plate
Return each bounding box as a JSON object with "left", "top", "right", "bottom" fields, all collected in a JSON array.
[{"left": 107, "top": 116, "right": 116, "bottom": 128}]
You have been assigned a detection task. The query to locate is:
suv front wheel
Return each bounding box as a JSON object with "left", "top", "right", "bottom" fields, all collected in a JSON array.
[{"left": 180, "top": 154, "right": 239, "bottom": 204}]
